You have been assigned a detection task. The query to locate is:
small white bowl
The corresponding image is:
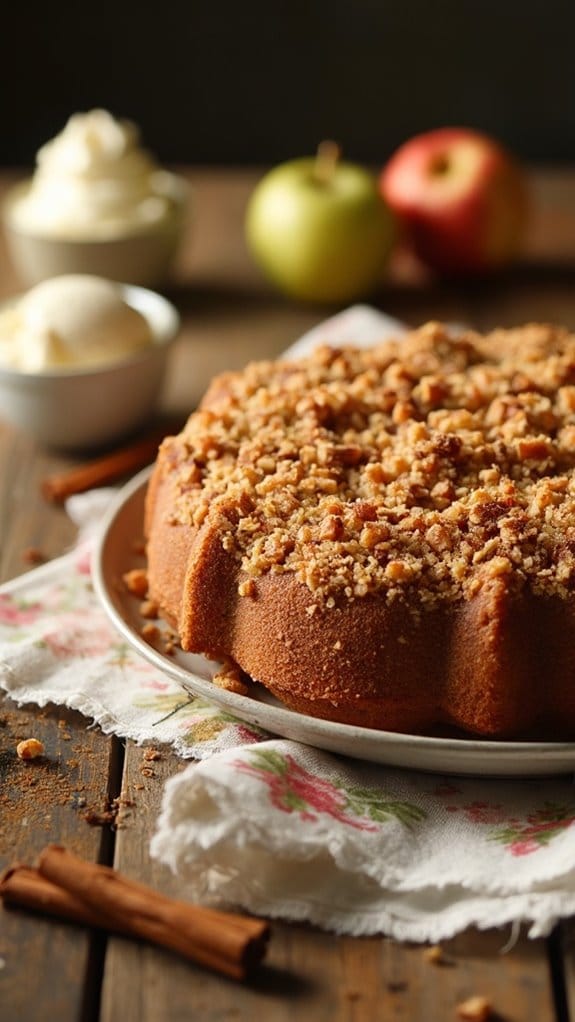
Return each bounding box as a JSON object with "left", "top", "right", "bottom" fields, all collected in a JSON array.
[
  {"left": 2, "top": 174, "right": 189, "bottom": 289},
  {"left": 0, "top": 284, "right": 180, "bottom": 450}
]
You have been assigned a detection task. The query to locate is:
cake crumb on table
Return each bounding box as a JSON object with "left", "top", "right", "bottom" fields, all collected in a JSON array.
[
  {"left": 21, "top": 546, "right": 46, "bottom": 565},
  {"left": 16, "top": 738, "right": 45, "bottom": 760},
  {"left": 423, "top": 944, "right": 445, "bottom": 964},
  {"left": 143, "top": 747, "right": 161, "bottom": 762},
  {"left": 456, "top": 994, "right": 493, "bottom": 1020}
]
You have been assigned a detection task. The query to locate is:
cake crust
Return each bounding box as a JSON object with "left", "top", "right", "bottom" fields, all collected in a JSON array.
[{"left": 145, "top": 322, "right": 575, "bottom": 738}]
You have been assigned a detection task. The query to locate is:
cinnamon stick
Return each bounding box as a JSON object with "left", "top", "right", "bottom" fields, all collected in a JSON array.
[
  {"left": 1, "top": 847, "right": 270, "bottom": 980},
  {"left": 0, "top": 866, "right": 126, "bottom": 930},
  {"left": 41, "top": 425, "right": 178, "bottom": 503}
]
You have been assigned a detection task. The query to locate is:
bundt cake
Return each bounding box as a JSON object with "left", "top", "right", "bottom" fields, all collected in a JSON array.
[{"left": 145, "top": 321, "right": 575, "bottom": 739}]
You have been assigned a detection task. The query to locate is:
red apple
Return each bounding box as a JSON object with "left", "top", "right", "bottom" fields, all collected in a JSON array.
[{"left": 380, "top": 127, "right": 529, "bottom": 275}]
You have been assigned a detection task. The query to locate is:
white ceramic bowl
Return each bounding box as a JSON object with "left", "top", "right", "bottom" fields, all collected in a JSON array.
[
  {"left": 0, "top": 284, "right": 180, "bottom": 450},
  {"left": 2, "top": 174, "right": 189, "bottom": 289}
]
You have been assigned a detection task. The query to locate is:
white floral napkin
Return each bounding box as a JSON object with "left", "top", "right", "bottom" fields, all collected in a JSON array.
[
  {"left": 2, "top": 304, "right": 575, "bottom": 944},
  {"left": 151, "top": 740, "right": 575, "bottom": 941}
]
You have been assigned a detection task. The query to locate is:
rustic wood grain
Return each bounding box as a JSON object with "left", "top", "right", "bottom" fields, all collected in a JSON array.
[
  {"left": 0, "top": 697, "right": 123, "bottom": 1022},
  {"left": 559, "top": 922, "right": 575, "bottom": 1021},
  {"left": 0, "top": 386, "right": 121, "bottom": 1021}
]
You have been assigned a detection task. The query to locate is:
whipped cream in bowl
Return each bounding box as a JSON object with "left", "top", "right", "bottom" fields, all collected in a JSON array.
[
  {"left": 0, "top": 274, "right": 180, "bottom": 449},
  {"left": 3, "top": 110, "right": 189, "bottom": 287}
]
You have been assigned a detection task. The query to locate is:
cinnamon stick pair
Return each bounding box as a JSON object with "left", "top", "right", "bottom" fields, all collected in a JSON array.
[
  {"left": 41, "top": 421, "right": 182, "bottom": 503},
  {"left": 0, "top": 845, "right": 270, "bottom": 980}
]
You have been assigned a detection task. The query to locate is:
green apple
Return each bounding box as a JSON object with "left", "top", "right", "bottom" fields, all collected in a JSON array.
[{"left": 245, "top": 143, "right": 395, "bottom": 303}]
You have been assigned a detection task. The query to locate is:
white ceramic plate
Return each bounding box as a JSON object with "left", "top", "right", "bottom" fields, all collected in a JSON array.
[{"left": 92, "top": 468, "right": 575, "bottom": 777}]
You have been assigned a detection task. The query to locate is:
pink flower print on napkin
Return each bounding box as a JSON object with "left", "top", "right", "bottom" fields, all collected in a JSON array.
[
  {"left": 74, "top": 545, "right": 93, "bottom": 576},
  {"left": 489, "top": 802, "right": 575, "bottom": 856},
  {"left": 236, "top": 748, "right": 426, "bottom": 831},
  {"left": 42, "top": 614, "right": 115, "bottom": 660},
  {"left": 463, "top": 800, "right": 507, "bottom": 826},
  {"left": 0, "top": 594, "right": 44, "bottom": 627}
]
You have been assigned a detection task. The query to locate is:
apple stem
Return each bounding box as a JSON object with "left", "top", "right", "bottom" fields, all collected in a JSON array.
[{"left": 314, "top": 140, "right": 341, "bottom": 185}]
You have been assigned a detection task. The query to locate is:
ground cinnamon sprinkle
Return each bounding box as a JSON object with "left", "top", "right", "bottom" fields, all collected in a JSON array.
[
  {"left": 82, "top": 795, "right": 135, "bottom": 830},
  {"left": 160, "top": 322, "right": 575, "bottom": 610},
  {"left": 0, "top": 709, "right": 131, "bottom": 854}
]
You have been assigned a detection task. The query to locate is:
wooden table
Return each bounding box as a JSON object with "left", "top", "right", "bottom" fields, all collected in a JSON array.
[{"left": 2, "top": 167, "right": 575, "bottom": 1021}]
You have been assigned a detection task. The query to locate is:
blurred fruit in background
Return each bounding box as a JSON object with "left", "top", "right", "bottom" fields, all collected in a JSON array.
[
  {"left": 380, "top": 127, "right": 529, "bottom": 276},
  {"left": 245, "top": 142, "right": 395, "bottom": 303}
]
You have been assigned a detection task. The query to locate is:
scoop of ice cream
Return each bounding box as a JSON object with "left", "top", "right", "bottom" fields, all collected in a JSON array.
[
  {"left": 0, "top": 275, "right": 154, "bottom": 372},
  {"left": 9, "top": 110, "right": 176, "bottom": 239}
]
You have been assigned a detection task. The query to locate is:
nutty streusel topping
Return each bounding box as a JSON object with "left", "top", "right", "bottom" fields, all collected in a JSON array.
[{"left": 160, "top": 322, "right": 575, "bottom": 608}]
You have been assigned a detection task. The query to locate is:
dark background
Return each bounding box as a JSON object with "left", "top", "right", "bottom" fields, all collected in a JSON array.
[{"left": 1, "top": 1, "right": 574, "bottom": 168}]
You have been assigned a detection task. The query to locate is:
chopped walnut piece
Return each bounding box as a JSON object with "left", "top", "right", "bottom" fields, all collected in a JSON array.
[
  {"left": 123, "top": 569, "right": 148, "bottom": 598},
  {"left": 139, "top": 599, "right": 159, "bottom": 619},
  {"left": 456, "top": 995, "right": 493, "bottom": 1020},
  {"left": 385, "top": 560, "right": 413, "bottom": 582},
  {"left": 140, "top": 622, "right": 161, "bottom": 644},
  {"left": 16, "top": 738, "right": 45, "bottom": 760},
  {"left": 213, "top": 659, "right": 250, "bottom": 695},
  {"left": 319, "top": 515, "right": 345, "bottom": 541},
  {"left": 238, "top": 577, "right": 257, "bottom": 598}
]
